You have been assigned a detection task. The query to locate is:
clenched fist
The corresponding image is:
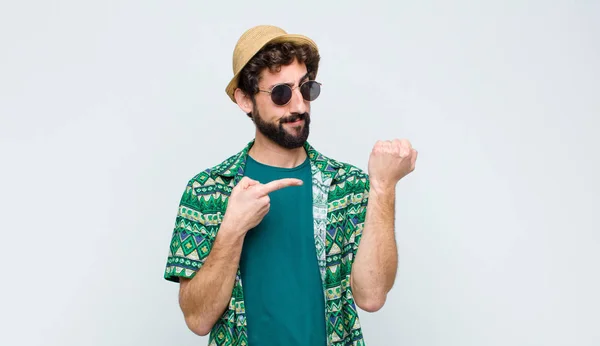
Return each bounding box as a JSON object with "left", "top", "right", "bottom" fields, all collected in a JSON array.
[
  {"left": 368, "top": 139, "right": 417, "bottom": 192},
  {"left": 221, "top": 176, "right": 302, "bottom": 235}
]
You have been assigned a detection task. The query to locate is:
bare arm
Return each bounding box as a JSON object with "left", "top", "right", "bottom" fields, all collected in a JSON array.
[
  {"left": 350, "top": 139, "right": 416, "bottom": 312},
  {"left": 178, "top": 222, "right": 244, "bottom": 336},
  {"left": 350, "top": 186, "right": 398, "bottom": 313}
]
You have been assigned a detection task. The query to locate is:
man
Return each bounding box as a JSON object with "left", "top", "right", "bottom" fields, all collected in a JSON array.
[{"left": 164, "top": 25, "right": 417, "bottom": 345}]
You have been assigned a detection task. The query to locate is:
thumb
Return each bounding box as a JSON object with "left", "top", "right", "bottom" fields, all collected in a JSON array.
[{"left": 237, "top": 177, "right": 260, "bottom": 190}]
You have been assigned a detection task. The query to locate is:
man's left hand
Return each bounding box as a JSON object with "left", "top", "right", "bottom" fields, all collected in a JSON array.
[{"left": 367, "top": 139, "right": 418, "bottom": 192}]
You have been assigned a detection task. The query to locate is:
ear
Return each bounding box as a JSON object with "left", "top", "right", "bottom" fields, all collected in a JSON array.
[{"left": 234, "top": 88, "right": 253, "bottom": 114}]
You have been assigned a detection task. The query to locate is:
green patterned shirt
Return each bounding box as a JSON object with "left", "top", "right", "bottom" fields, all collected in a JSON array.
[{"left": 164, "top": 140, "right": 370, "bottom": 346}]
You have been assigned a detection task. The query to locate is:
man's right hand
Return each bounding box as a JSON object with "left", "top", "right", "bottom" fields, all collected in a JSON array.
[{"left": 221, "top": 176, "right": 303, "bottom": 235}]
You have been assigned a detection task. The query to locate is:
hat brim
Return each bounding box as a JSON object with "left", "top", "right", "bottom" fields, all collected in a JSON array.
[{"left": 225, "top": 34, "right": 319, "bottom": 103}]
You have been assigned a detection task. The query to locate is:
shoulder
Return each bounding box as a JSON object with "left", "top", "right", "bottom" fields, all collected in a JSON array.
[
  {"left": 316, "top": 151, "right": 370, "bottom": 195},
  {"left": 177, "top": 153, "right": 240, "bottom": 220},
  {"left": 185, "top": 151, "right": 241, "bottom": 189}
]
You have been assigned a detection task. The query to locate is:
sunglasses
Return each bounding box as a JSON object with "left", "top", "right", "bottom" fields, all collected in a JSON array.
[{"left": 258, "top": 80, "right": 322, "bottom": 106}]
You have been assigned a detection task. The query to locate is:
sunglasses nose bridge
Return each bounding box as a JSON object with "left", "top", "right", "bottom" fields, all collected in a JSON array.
[{"left": 287, "top": 85, "right": 307, "bottom": 113}]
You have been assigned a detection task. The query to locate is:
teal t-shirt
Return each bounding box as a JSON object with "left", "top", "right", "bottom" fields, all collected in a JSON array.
[{"left": 239, "top": 155, "right": 327, "bottom": 346}]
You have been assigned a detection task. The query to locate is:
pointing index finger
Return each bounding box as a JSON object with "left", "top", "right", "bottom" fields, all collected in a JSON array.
[{"left": 258, "top": 178, "right": 303, "bottom": 195}]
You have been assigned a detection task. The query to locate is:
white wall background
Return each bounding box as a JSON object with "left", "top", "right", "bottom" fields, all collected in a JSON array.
[{"left": 1, "top": 0, "right": 598, "bottom": 345}]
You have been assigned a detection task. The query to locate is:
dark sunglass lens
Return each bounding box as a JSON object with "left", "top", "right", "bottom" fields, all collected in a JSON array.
[
  {"left": 271, "top": 85, "right": 292, "bottom": 105},
  {"left": 300, "top": 81, "right": 321, "bottom": 101}
]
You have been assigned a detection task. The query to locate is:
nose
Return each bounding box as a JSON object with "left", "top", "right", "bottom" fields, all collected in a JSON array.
[{"left": 288, "top": 86, "right": 307, "bottom": 114}]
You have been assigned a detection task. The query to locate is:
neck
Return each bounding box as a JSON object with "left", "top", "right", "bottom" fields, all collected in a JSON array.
[{"left": 248, "top": 133, "right": 307, "bottom": 168}]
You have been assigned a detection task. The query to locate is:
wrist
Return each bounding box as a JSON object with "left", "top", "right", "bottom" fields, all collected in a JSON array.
[
  {"left": 370, "top": 180, "right": 396, "bottom": 197},
  {"left": 218, "top": 218, "right": 246, "bottom": 241}
]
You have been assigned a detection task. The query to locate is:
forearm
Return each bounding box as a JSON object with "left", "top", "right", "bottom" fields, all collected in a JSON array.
[
  {"left": 179, "top": 222, "right": 244, "bottom": 335},
  {"left": 351, "top": 185, "right": 398, "bottom": 311}
]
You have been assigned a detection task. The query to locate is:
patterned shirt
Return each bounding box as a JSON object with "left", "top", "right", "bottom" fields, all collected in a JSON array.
[{"left": 164, "top": 140, "right": 370, "bottom": 346}]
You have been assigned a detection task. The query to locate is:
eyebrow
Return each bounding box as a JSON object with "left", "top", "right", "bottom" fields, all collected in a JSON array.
[{"left": 268, "top": 71, "right": 311, "bottom": 89}]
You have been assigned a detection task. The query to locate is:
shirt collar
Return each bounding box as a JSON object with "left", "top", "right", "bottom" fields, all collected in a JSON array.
[{"left": 211, "top": 139, "right": 344, "bottom": 180}]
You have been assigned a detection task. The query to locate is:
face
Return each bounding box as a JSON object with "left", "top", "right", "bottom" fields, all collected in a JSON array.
[{"left": 241, "top": 59, "right": 313, "bottom": 149}]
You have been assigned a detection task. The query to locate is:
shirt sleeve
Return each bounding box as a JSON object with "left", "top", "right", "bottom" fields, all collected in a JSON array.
[
  {"left": 351, "top": 175, "right": 370, "bottom": 260},
  {"left": 164, "top": 178, "right": 216, "bottom": 283}
]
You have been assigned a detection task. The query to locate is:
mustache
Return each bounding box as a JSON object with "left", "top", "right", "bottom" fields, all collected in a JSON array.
[{"left": 280, "top": 113, "right": 309, "bottom": 124}]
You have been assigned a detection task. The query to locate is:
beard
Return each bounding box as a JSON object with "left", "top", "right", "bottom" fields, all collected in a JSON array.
[{"left": 252, "top": 109, "right": 311, "bottom": 149}]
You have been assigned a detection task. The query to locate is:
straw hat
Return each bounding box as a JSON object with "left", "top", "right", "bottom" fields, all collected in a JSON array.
[{"left": 225, "top": 25, "right": 319, "bottom": 103}]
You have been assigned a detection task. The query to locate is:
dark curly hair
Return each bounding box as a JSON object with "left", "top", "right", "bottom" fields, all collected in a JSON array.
[{"left": 237, "top": 42, "right": 320, "bottom": 117}]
